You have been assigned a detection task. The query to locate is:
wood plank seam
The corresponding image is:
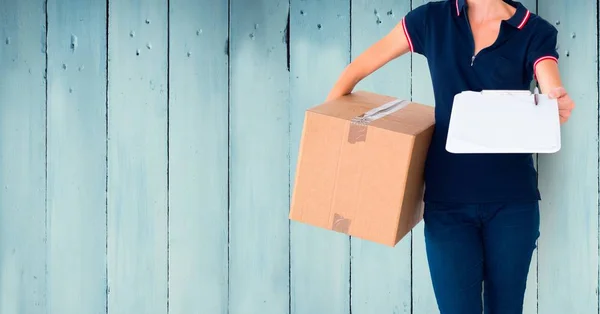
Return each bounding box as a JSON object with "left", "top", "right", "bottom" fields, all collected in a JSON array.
[
  {"left": 227, "top": 0, "right": 232, "bottom": 312},
  {"left": 597, "top": 0, "right": 600, "bottom": 312},
  {"left": 349, "top": 2, "right": 353, "bottom": 314},
  {"left": 536, "top": 4, "right": 539, "bottom": 314},
  {"left": 409, "top": 5, "right": 414, "bottom": 314},
  {"left": 105, "top": 0, "right": 110, "bottom": 313},
  {"left": 44, "top": 0, "right": 49, "bottom": 310},
  {"left": 167, "top": 0, "right": 171, "bottom": 312},
  {"left": 287, "top": 4, "right": 291, "bottom": 314}
]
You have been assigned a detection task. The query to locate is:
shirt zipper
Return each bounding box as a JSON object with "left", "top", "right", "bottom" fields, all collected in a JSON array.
[{"left": 465, "top": 12, "right": 477, "bottom": 66}]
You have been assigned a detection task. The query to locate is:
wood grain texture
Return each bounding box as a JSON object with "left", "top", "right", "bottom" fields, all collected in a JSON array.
[
  {"left": 349, "top": 1, "right": 412, "bottom": 313},
  {"left": 229, "top": 1, "right": 290, "bottom": 313},
  {"left": 0, "top": 1, "right": 47, "bottom": 313},
  {"left": 46, "top": 0, "right": 107, "bottom": 313},
  {"left": 537, "top": 0, "right": 599, "bottom": 313},
  {"left": 107, "top": 0, "right": 168, "bottom": 313},
  {"left": 289, "top": 1, "right": 350, "bottom": 313},
  {"left": 168, "top": 0, "right": 229, "bottom": 313}
]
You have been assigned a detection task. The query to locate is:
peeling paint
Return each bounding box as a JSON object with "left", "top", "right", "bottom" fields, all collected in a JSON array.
[
  {"left": 284, "top": 9, "right": 290, "bottom": 72},
  {"left": 374, "top": 8, "right": 382, "bottom": 24},
  {"left": 70, "top": 34, "right": 78, "bottom": 52}
]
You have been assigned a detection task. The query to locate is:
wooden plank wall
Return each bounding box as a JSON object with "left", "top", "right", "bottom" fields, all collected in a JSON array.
[
  {"left": 290, "top": 1, "right": 350, "bottom": 314},
  {"left": 349, "top": 1, "right": 412, "bottom": 313},
  {"left": 0, "top": 1, "right": 47, "bottom": 313},
  {"left": 168, "top": 0, "right": 229, "bottom": 313},
  {"left": 0, "top": 0, "right": 597, "bottom": 313},
  {"left": 229, "top": 0, "right": 290, "bottom": 313},
  {"left": 107, "top": 0, "right": 169, "bottom": 313},
  {"left": 46, "top": 0, "right": 107, "bottom": 313},
  {"left": 537, "top": 0, "right": 599, "bottom": 313}
]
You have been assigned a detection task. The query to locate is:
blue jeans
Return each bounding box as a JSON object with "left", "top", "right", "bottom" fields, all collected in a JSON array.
[{"left": 423, "top": 201, "right": 540, "bottom": 314}]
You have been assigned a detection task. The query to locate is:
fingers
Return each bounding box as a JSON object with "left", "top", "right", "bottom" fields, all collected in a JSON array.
[
  {"left": 559, "top": 108, "right": 572, "bottom": 124},
  {"left": 549, "top": 86, "right": 567, "bottom": 99},
  {"left": 560, "top": 94, "right": 575, "bottom": 110},
  {"left": 551, "top": 87, "right": 574, "bottom": 124}
]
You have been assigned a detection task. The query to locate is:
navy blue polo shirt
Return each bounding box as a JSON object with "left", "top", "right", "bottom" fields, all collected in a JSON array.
[{"left": 402, "top": 0, "right": 559, "bottom": 203}]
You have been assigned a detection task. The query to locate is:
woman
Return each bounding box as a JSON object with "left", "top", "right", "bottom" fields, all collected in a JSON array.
[{"left": 326, "top": 0, "right": 575, "bottom": 313}]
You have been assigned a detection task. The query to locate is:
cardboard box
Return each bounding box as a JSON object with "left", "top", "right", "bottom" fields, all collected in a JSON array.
[{"left": 289, "top": 91, "right": 435, "bottom": 247}]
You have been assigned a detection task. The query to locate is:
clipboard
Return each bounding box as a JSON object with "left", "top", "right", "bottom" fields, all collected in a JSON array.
[{"left": 446, "top": 89, "right": 561, "bottom": 154}]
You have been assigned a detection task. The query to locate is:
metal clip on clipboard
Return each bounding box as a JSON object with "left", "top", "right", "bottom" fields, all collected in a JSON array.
[{"left": 480, "top": 89, "right": 539, "bottom": 106}]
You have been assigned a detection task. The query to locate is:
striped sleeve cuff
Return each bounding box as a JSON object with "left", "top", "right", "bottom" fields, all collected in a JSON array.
[
  {"left": 401, "top": 17, "right": 415, "bottom": 53},
  {"left": 533, "top": 56, "right": 558, "bottom": 78}
]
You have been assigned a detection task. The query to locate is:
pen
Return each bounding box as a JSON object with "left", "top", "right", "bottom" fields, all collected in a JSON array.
[{"left": 533, "top": 87, "right": 539, "bottom": 106}]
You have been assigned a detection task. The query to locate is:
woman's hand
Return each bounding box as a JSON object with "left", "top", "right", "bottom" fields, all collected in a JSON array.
[
  {"left": 548, "top": 87, "right": 575, "bottom": 124},
  {"left": 535, "top": 60, "right": 575, "bottom": 124}
]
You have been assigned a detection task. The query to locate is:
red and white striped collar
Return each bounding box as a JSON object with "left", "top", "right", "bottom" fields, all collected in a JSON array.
[{"left": 455, "top": 0, "right": 532, "bottom": 30}]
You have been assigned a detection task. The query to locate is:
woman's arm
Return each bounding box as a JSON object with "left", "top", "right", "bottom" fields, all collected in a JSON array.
[
  {"left": 325, "top": 22, "right": 412, "bottom": 101},
  {"left": 535, "top": 60, "right": 575, "bottom": 124}
]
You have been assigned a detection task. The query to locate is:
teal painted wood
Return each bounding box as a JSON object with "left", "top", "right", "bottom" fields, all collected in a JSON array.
[
  {"left": 168, "top": 0, "right": 229, "bottom": 313},
  {"left": 537, "top": 0, "right": 599, "bottom": 313},
  {"left": 0, "top": 1, "right": 47, "bottom": 313},
  {"left": 519, "top": 0, "right": 537, "bottom": 11},
  {"left": 349, "top": 1, "right": 412, "bottom": 313},
  {"left": 107, "top": 0, "right": 168, "bottom": 313},
  {"left": 46, "top": 0, "right": 107, "bottom": 313},
  {"left": 229, "top": 0, "right": 290, "bottom": 313},
  {"left": 408, "top": 1, "right": 438, "bottom": 312},
  {"left": 289, "top": 1, "right": 350, "bottom": 313}
]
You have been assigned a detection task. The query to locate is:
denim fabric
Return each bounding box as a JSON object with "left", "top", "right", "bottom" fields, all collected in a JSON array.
[{"left": 423, "top": 201, "right": 540, "bottom": 314}]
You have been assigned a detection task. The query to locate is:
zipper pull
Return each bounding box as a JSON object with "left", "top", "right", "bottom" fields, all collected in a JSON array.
[{"left": 471, "top": 55, "right": 475, "bottom": 66}]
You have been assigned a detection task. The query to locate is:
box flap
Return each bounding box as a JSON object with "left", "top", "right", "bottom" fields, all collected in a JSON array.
[{"left": 309, "top": 90, "right": 435, "bottom": 137}]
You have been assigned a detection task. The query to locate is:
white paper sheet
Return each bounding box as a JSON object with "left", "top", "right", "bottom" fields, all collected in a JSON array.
[{"left": 446, "top": 90, "right": 561, "bottom": 154}]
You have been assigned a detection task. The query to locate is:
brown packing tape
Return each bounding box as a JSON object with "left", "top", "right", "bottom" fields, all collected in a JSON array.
[
  {"left": 331, "top": 213, "right": 351, "bottom": 234},
  {"left": 347, "top": 122, "right": 368, "bottom": 143},
  {"left": 346, "top": 98, "right": 410, "bottom": 144}
]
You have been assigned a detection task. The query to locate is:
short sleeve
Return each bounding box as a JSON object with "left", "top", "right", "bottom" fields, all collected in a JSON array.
[
  {"left": 402, "top": 3, "right": 430, "bottom": 55},
  {"left": 527, "top": 23, "right": 559, "bottom": 78}
]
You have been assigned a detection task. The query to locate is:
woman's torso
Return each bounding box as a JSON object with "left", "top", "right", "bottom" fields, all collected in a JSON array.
[{"left": 406, "top": 0, "right": 559, "bottom": 203}]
